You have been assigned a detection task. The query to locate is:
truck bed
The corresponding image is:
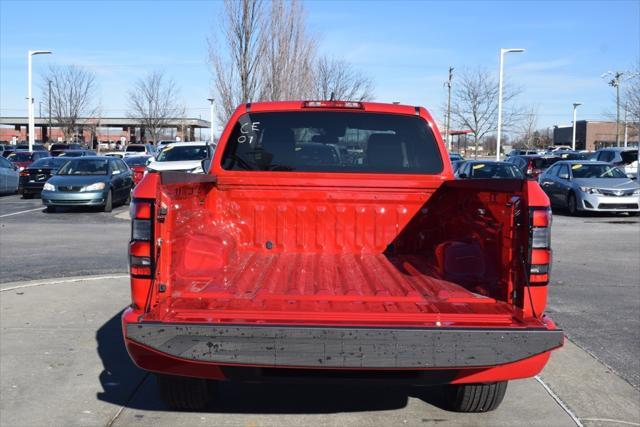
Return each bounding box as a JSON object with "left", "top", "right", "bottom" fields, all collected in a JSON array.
[{"left": 152, "top": 252, "right": 517, "bottom": 326}]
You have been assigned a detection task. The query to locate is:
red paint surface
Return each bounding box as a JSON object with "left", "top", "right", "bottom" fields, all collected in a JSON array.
[
  {"left": 130, "top": 166, "right": 146, "bottom": 186},
  {"left": 126, "top": 101, "right": 561, "bottom": 382}
]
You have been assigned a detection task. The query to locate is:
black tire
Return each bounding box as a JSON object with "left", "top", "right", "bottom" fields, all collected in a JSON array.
[
  {"left": 22, "top": 193, "right": 34, "bottom": 199},
  {"left": 45, "top": 206, "right": 56, "bottom": 213},
  {"left": 445, "top": 381, "right": 508, "bottom": 412},
  {"left": 103, "top": 190, "right": 113, "bottom": 213},
  {"left": 567, "top": 192, "right": 579, "bottom": 216},
  {"left": 124, "top": 190, "right": 131, "bottom": 206},
  {"left": 156, "top": 374, "right": 211, "bottom": 410}
]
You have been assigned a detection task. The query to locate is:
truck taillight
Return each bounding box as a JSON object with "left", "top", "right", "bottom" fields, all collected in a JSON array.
[
  {"left": 302, "top": 100, "right": 363, "bottom": 109},
  {"left": 529, "top": 207, "right": 552, "bottom": 285},
  {"left": 129, "top": 199, "right": 154, "bottom": 278}
]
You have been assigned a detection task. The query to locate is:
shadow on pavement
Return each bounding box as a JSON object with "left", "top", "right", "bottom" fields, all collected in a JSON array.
[
  {"left": 96, "top": 310, "right": 447, "bottom": 414},
  {"left": 96, "top": 309, "right": 163, "bottom": 411},
  {"left": 203, "top": 381, "right": 447, "bottom": 414}
]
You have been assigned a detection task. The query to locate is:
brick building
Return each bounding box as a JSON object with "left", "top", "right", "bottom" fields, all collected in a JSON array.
[
  {"left": 0, "top": 116, "right": 211, "bottom": 145},
  {"left": 553, "top": 120, "right": 639, "bottom": 151}
]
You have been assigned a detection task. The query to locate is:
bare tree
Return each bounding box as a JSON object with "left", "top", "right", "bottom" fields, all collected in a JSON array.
[
  {"left": 208, "top": 0, "right": 266, "bottom": 123},
  {"left": 208, "top": 0, "right": 375, "bottom": 124},
  {"left": 518, "top": 105, "right": 538, "bottom": 148},
  {"left": 312, "top": 56, "right": 375, "bottom": 101},
  {"left": 259, "top": 0, "right": 316, "bottom": 100},
  {"left": 127, "top": 71, "right": 182, "bottom": 144},
  {"left": 624, "top": 62, "right": 640, "bottom": 140},
  {"left": 41, "top": 65, "right": 97, "bottom": 141},
  {"left": 450, "top": 67, "right": 522, "bottom": 155}
]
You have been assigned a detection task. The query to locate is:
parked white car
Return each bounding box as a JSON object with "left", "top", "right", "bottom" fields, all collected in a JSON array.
[
  {"left": 124, "top": 143, "right": 156, "bottom": 157},
  {"left": 146, "top": 142, "right": 212, "bottom": 173},
  {"left": 103, "top": 152, "right": 125, "bottom": 159}
]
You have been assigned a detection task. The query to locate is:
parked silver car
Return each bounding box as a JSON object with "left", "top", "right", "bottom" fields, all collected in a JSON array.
[
  {"left": 41, "top": 157, "right": 133, "bottom": 213},
  {"left": 538, "top": 161, "right": 640, "bottom": 215},
  {"left": 0, "top": 156, "right": 19, "bottom": 194}
]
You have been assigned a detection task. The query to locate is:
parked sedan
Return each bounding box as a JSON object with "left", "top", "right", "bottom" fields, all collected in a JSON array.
[
  {"left": 456, "top": 161, "right": 524, "bottom": 179},
  {"left": 505, "top": 155, "right": 561, "bottom": 179},
  {"left": 49, "top": 143, "right": 83, "bottom": 152},
  {"left": 18, "top": 157, "right": 70, "bottom": 198},
  {"left": 2, "top": 148, "right": 16, "bottom": 158},
  {"left": 124, "top": 143, "right": 156, "bottom": 157},
  {"left": 123, "top": 155, "right": 152, "bottom": 186},
  {"left": 15, "top": 143, "right": 48, "bottom": 151},
  {"left": 57, "top": 149, "right": 96, "bottom": 157},
  {"left": 146, "top": 142, "right": 211, "bottom": 172},
  {"left": 538, "top": 161, "right": 640, "bottom": 215},
  {"left": 556, "top": 151, "right": 592, "bottom": 161},
  {"left": 450, "top": 159, "right": 467, "bottom": 174},
  {"left": 41, "top": 157, "right": 133, "bottom": 213},
  {"left": 449, "top": 153, "right": 464, "bottom": 162},
  {"left": 6, "top": 150, "right": 51, "bottom": 171},
  {"left": 103, "top": 152, "right": 125, "bottom": 159},
  {"left": 0, "top": 156, "right": 19, "bottom": 194},
  {"left": 507, "top": 149, "right": 539, "bottom": 157}
]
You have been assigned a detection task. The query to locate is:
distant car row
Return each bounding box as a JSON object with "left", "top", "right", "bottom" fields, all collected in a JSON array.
[
  {"left": 0, "top": 141, "right": 214, "bottom": 212},
  {"left": 449, "top": 148, "right": 639, "bottom": 214}
]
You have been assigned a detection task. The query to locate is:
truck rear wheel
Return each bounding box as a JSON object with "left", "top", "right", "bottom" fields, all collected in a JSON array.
[
  {"left": 155, "top": 374, "right": 211, "bottom": 410},
  {"left": 445, "top": 381, "right": 508, "bottom": 412}
]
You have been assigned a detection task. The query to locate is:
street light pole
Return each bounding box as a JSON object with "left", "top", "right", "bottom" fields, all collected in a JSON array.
[
  {"left": 496, "top": 48, "right": 525, "bottom": 161},
  {"left": 616, "top": 76, "right": 621, "bottom": 146},
  {"left": 572, "top": 102, "right": 581, "bottom": 151},
  {"left": 48, "top": 80, "right": 52, "bottom": 144},
  {"left": 27, "top": 50, "right": 52, "bottom": 152},
  {"left": 445, "top": 67, "right": 453, "bottom": 151},
  {"left": 623, "top": 102, "right": 628, "bottom": 148},
  {"left": 207, "top": 98, "right": 215, "bottom": 143},
  {"left": 601, "top": 71, "right": 640, "bottom": 147}
]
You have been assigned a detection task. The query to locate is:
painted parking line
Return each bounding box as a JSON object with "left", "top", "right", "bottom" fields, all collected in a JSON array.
[
  {"left": 0, "top": 207, "right": 44, "bottom": 218},
  {"left": 0, "top": 274, "right": 129, "bottom": 291}
]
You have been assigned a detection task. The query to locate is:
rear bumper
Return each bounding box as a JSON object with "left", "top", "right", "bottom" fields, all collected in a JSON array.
[
  {"left": 19, "top": 183, "right": 45, "bottom": 194},
  {"left": 124, "top": 320, "right": 563, "bottom": 372}
]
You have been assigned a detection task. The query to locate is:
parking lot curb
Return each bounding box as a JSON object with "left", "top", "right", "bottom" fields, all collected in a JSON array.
[
  {"left": 540, "top": 340, "right": 640, "bottom": 426},
  {"left": 114, "top": 210, "right": 130, "bottom": 220}
]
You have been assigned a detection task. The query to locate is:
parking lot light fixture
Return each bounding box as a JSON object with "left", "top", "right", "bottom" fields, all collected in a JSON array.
[
  {"left": 496, "top": 48, "right": 525, "bottom": 161},
  {"left": 207, "top": 98, "right": 215, "bottom": 144},
  {"left": 28, "top": 50, "right": 52, "bottom": 152},
  {"left": 572, "top": 103, "right": 582, "bottom": 151}
]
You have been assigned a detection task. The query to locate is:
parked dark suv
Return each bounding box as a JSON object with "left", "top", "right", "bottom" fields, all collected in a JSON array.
[
  {"left": 505, "top": 155, "right": 561, "bottom": 179},
  {"left": 593, "top": 147, "right": 638, "bottom": 179}
]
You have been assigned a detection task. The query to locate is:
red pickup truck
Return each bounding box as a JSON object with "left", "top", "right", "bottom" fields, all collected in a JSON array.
[{"left": 122, "top": 101, "right": 562, "bottom": 412}]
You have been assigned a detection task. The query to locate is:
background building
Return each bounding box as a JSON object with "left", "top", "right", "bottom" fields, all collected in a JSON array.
[
  {"left": 0, "top": 116, "right": 211, "bottom": 145},
  {"left": 553, "top": 120, "right": 639, "bottom": 150}
]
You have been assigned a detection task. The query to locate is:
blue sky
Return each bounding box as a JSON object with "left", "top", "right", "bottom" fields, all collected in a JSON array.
[{"left": 1, "top": 0, "right": 638, "bottom": 134}]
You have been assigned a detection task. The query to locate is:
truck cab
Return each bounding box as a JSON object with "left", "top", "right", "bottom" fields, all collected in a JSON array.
[{"left": 123, "top": 100, "right": 562, "bottom": 412}]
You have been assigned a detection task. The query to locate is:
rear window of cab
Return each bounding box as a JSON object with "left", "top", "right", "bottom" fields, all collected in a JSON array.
[{"left": 221, "top": 111, "right": 443, "bottom": 174}]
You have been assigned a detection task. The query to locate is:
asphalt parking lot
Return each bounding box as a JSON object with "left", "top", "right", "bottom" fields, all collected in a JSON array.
[
  {"left": 1, "top": 193, "right": 639, "bottom": 426},
  {"left": 0, "top": 194, "right": 130, "bottom": 282}
]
